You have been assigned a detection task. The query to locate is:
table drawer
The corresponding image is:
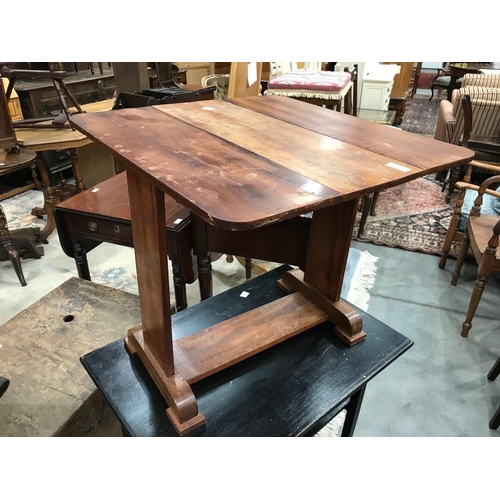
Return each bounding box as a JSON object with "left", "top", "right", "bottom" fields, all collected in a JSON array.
[{"left": 72, "top": 214, "right": 133, "bottom": 245}]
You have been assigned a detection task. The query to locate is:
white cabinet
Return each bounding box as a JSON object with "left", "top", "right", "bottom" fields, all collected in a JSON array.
[{"left": 360, "top": 63, "right": 400, "bottom": 111}]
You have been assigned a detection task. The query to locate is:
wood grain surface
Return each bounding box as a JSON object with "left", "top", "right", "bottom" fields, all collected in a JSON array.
[{"left": 69, "top": 96, "right": 474, "bottom": 230}]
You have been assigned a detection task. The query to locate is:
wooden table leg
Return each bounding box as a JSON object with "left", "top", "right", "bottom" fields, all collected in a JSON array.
[
  {"left": 124, "top": 169, "right": 204, "bottom": 435},
  {"left": 279, "top": 199, "right": 365, "bottom": 346},
  {"left": 341, "top": 384, "right": 367, "bottom": 437},
  {"left": 32, "top": 154, "right": 55, "bottom": 218},
  {"left": 69, "top": 148, "right": 86, "bottom": 192}
]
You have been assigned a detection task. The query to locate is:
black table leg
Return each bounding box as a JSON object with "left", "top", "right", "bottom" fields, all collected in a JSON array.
[
  {"left": 341, "top": 384, "right": 367, "bottom": 437},
  {"left": 74, "top": 240, "right": 91, "bottom": 280}
]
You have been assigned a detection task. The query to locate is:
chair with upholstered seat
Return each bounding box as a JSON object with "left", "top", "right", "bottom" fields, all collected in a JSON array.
[
  {"left": 264, "top": 63, "right": 358, "bottom": 116},
  {"left": 450, "top": 175, "right": 500, "bottom": 337},
  {"left": 434, "top": 85, "right": 500, "bottom": 202},
  {"left": 429, "top": 63, "right": 463, "bottom": 101},
  {"left": 438, "top": 95, "right": 500, "bottom": 268}
]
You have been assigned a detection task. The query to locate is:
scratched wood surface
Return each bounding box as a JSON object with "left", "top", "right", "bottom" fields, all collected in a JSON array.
[
  {"left": 69, "top": 96, "right": 474, "bottom": 230},
  {"left": 228, "top": 95, "right": 475, "bottom": 171}
]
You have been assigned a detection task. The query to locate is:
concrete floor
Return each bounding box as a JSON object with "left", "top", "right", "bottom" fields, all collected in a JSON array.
[{"left": 349, "top": 240, "right": 499, "bottom": 437}]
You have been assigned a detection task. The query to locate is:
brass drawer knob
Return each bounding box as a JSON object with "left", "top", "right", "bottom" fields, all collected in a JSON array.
[
  {"left": 114, "top": 225, "right": 120, "bottom": 233},
  {"left": 88, "top": 221, "right": 98, "bottom": 231}
]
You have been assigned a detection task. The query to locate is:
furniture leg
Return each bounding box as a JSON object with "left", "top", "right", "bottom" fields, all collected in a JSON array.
[
  {"left": 74, "top": 240, "right": 91, "bottom": 280},
  {"left": 488, "top": 356, "right": 500, "bottom": 381},
  {"left": 192, "top": 214, "right": 213, "bottom": 301},
  {"left": 489, "top": 405, "right": 500, "bottom": 430},
  {"left": 460, "top": 227, "right": 498, "bottom": 337},
  {"left": 341, "top": 384, "right": 367, "bottom": 437},
  {"left": 488, "top": 356, "right": 500, "bottom": 430},
  {"left": 357, "top": 194, "right": 373, "bottom": 239},
  {"left": 0, "top": 206, "right": 27, "bottom": 286},
  {"left": 124, "top": 169, "right": 204, "bottom": 435},
  {"left": 0, "top": 376, "right": 10, "bottom": 397},
  {"left": 439, "top": 194, "right": 464, "bottom": 269},
  {"left": 451, "top": 228, "right": 470, "bottom": 286},
  {"left": 171, "top": 259, "right": 188, "bottom": 312},
  {"left": 29, "top": 160, "right": 41, "bottom": 189},
  {"left": 446, "top": 165, "right": 462, "bottom": 203},
  {"left": 32, "top": 154, "right": 55, "bottom": 218},
  {"left": 280, "top": 199, "right": 365, "bottom": 346},
  {"left": 370, "top": 191, "right": 379, "bottom": 216},
  {"left": 69, "top": 148, "right": 86, "bottom": 192}
]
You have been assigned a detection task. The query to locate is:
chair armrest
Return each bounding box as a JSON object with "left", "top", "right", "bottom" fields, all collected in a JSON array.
[
  {"left": 469, "top": 160, "right": 500, "bottom": 172},
  {"left": 456, "top": 181, "right": 500, "bottom": 199},
  {"left": 434, "top": 99, "right": 455, "bottom": 142}
]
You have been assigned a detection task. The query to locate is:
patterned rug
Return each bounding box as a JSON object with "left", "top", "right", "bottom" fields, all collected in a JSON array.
[
  {"left": 399, "top": 97, "right": 442, "bottom": 137},
  {"left": 352, "top": 175, "right": 458, "bottom": 258},
  {"left": 350, "top": 96, "right": 460, "bottom": 258}
]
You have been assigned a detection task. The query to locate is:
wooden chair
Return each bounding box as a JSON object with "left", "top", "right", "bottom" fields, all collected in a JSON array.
[
  {"left": 450, "top": 175, "right": 500, "bottom": 337},
  {"left": 488, "top": 355, "right": 500, "bottom": 430},
  {"left": 429, "top": 63, "right": 463, "bottom": 101},
  {"left": 438, "top": 97, "right": 500, "bottom": 268},
  {"left": 0, "top": 63, "right": 84, "bottom": 129}
]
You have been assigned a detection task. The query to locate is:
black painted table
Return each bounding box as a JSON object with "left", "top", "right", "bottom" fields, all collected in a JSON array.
[{"left": 81, "top": 265, "right": 413, "bottom": 437}]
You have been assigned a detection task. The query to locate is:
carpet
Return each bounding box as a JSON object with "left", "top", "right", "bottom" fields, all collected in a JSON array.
[
  {"left": 352, "top": 175, "right": 459, "bottom": 258},
  {"left": 350, "top": 96, "right": 459, "bottom": 258},
  {"left": 417, "top": 71, "right": 436, "bottom": 90},
  {"left": 399, "top": 97, "right": 441, "bottom": 137}
]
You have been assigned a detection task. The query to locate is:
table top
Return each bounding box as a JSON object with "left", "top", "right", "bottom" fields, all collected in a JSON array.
[
  {"left": 81, "top": 265, "right": 413, "bottom": 437},
  {"left": 0, "top": 147, "right": 36, "bottom": 170},
  {"left": 449, "top": 62, "right": 494, "bottom": 75},
  {"left": 69, "top": 95, "right": 474, "bottom": 231}
]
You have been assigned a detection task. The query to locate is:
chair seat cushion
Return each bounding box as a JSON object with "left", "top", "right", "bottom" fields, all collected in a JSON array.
[
  {"left": 459, "top": 187, "right": 500, "bottom": 232},
  {"left": 266, "top": 71, "right": 352, "bottom": 100},
  {"left": 434, "top": 76, "right": 451, "bottom": 85}
]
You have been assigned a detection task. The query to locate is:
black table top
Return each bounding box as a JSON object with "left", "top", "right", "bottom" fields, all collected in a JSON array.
[{"left": 81, "top": 265, "right": 413, "bottom": 437}]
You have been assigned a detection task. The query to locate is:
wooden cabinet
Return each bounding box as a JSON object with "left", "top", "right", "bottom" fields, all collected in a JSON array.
[{"left": 360, "top": 64, "right": 400, "bottom": 111}]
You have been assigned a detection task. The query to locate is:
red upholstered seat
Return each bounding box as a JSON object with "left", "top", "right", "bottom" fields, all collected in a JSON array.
[{"left": 267, "top": 71, "right": 351, "bottom": 92}]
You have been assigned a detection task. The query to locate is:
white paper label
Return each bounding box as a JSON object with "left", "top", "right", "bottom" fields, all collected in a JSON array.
[
  {"left": 240, "top": 291, "right": 250, "bottom": 298},
  {"left": 174, "top": 218, "right": 183, "bottom": 224},
  {"left": 385, "top": 162, "right": 411, "bottom": 172},
  {"left": 247, "top": 62, "right": 258, "bottom": 87}
]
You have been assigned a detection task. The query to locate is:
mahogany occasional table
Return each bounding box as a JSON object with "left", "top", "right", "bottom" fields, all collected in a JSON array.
[{"left": 70, "top": 95, "right": 474, "bottom": 435}]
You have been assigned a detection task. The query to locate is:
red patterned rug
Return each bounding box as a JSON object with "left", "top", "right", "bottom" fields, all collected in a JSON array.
[
  {"left": 352, "top": 176, "right": 459, "bottom": 258},
  {"left": 417, "top": 71, "right": 436, "bottom": 90}
]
